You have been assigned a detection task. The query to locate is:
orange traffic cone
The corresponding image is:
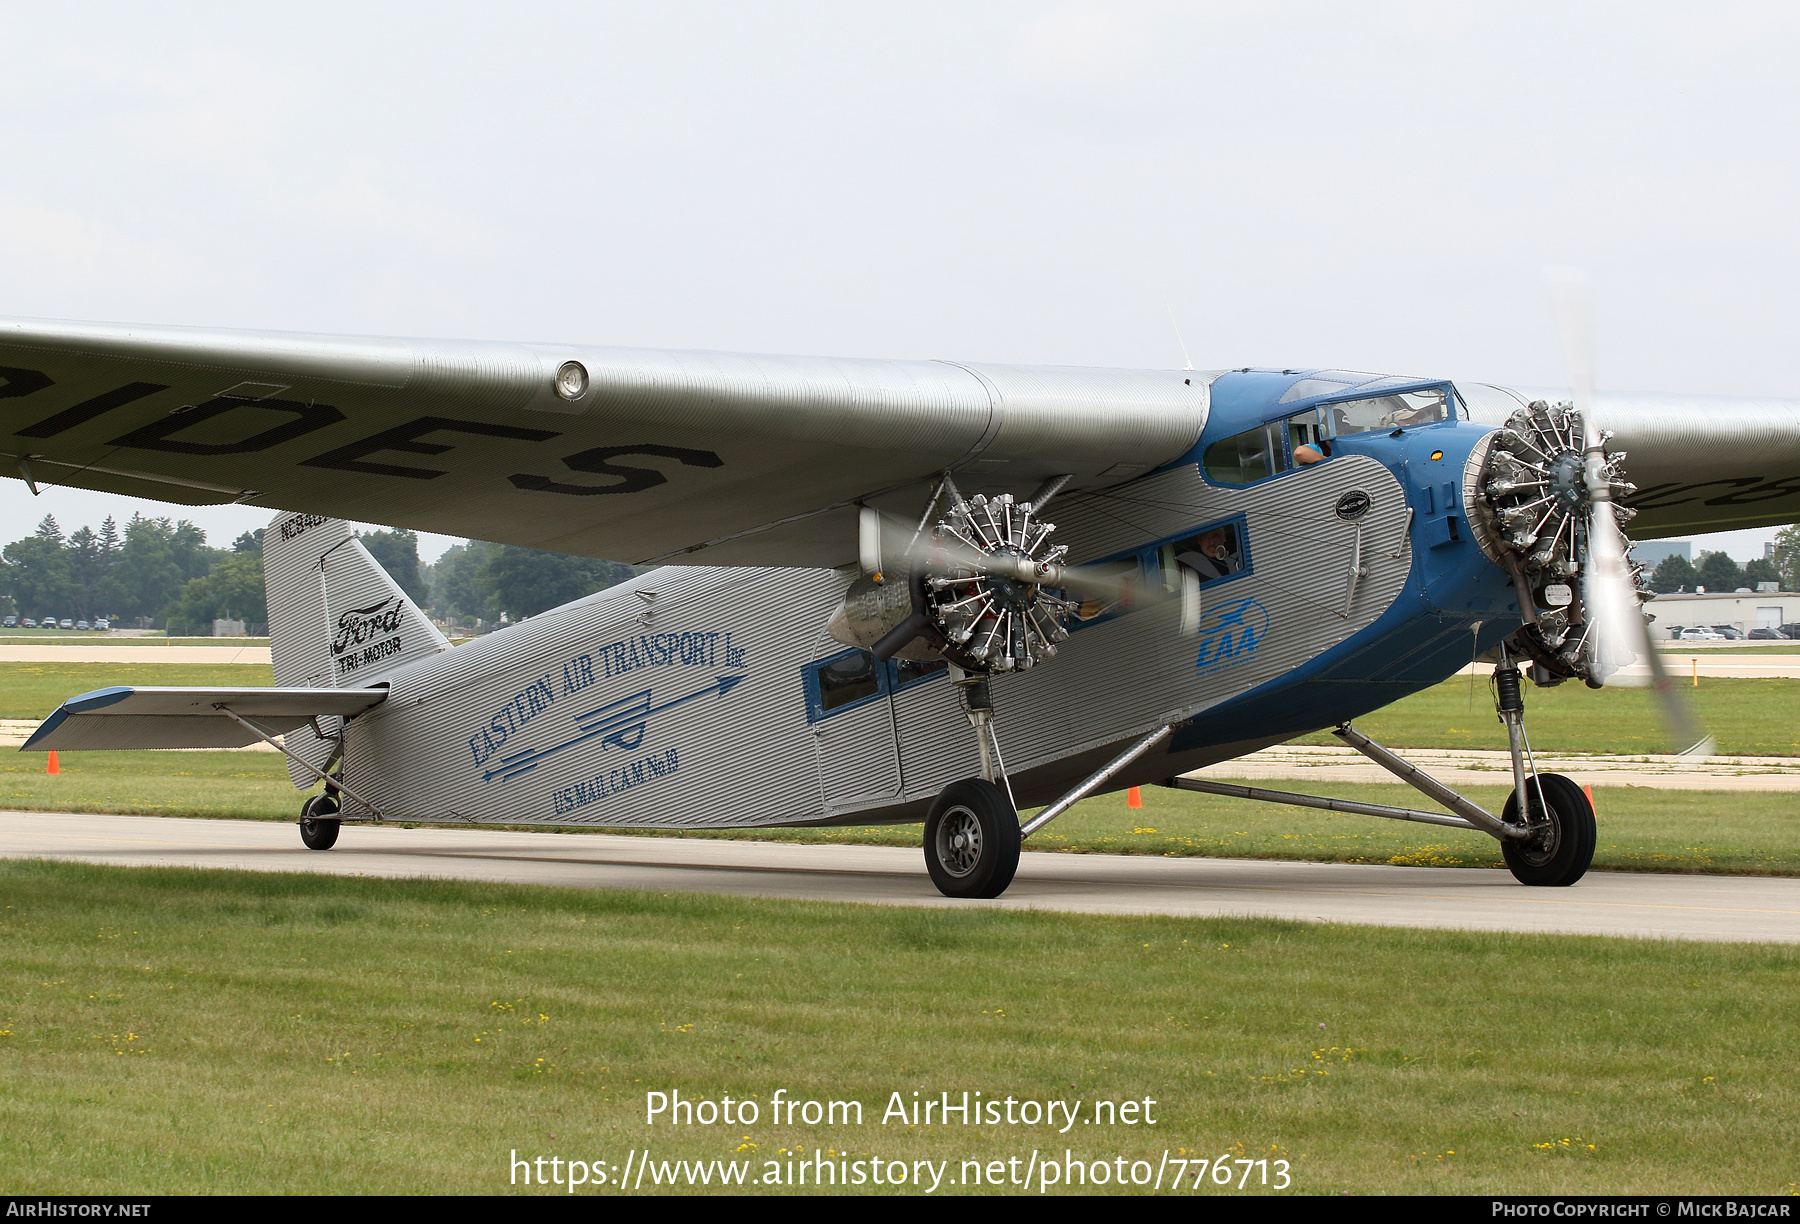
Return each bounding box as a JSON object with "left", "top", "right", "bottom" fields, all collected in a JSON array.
[
  {"left": 1126, "top": 785, "right": 1142, "bottom": 809},
  {"left": 1584, "top": 783, "right": 1595, "bottom": 816},
  {"left": 46, "top": 750, "right": 59, "bottom": 775}
]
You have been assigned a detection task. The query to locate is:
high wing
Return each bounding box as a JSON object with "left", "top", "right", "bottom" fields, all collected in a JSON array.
[
  {"left": 5, "top": 315, "right": 1796, "bottom": 560},
  {"left": 1459, "top": 383, "right": 1800, "bottom": 538},
  {"left": 0, "top": 316, "right": 1205, "bottom": 567},
  {"left": 21, "top": 686, "right": 387, "bottom": 751}
]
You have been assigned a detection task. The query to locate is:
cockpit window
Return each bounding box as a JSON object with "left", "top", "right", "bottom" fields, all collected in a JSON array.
[
  {"left": 1329, "top": 387, "right": 1447, "bottom": 435},
  {"left": 1203, "top": 407, "right": 1330, "bottom": 484},
  {"left": 1203, "top": 423, "right": 1280, "bottom": 484},
  {"left": 1278, "top": 377, "right": 1352, "bottom": 404}
]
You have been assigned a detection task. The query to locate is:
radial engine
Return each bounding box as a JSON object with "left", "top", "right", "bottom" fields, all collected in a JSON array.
[{"left": 1465, "top": 400, "right": 1641, "bottom": 685}]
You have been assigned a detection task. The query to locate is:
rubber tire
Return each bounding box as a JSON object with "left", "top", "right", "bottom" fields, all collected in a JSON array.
[
  {"left": 299, "top": 795, "right": 341, "bottom": 851},
  {"left": 923, "top": 778, "right": 1021, "bottom": 899},
  {"left": 1500, "top": 772, "right": 1595, "bottom": 886}
]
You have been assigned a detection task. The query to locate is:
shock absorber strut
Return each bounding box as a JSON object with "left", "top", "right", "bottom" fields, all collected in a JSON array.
[{"left": 1494, "top": 646, "right": 1548, "bottom": 830}]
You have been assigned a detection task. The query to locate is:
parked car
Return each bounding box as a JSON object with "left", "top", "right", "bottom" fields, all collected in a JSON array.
[
  {"left": 19, "top": 618, "right": 35, "bottom": 628},
  {"left": 1679, "top": 627, "right": 1725, "bottom": 641},
  {"left": 1, "top": 615, "right": 14, "bottom": 628},
  {"left": 93, "top": 618, "right": 109, "bottom": 631},
  {"left": 58, "top": 618, "right": 73, "bottom": 629},
  {"left": 75, "top": 619, "right": 90, "bottom": 631},
  {"left": 1748, "top": 627, "right": 1785, "bottom": 639},
  {"left": 1782, "top": 624, "right": 1800, "bottom": 640},
  {"left": 1711, "top": 625, "right": 1746, "bottom": 639}
]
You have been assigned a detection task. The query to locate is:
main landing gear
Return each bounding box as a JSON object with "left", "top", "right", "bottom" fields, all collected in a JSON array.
[
  {"left": 923, "top": 669, "right": 1179, "bottom": 899},
  {"left": 924, "top": 673, "right": 1022, "bottom": 898},
  {"left": 1500, "top": 773, "right": 1595, "bottom": 887},
  {"left": 924, "top": 778, "right": 1020, "bottom": 898},
  {"left": 1492, "top": 650, "right": 1595, "bottom": 886},
  {"left": 1170, "top": 646, "right": 1595, "bottom": 888}
]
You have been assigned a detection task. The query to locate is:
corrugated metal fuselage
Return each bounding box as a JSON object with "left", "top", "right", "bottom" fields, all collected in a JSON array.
[{"left": 334, "top": 416, "right": 1522, "bottom": 830}]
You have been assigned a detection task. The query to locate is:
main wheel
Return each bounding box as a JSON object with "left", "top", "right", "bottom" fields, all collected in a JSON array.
[
  {"left": 923, "top": 778, "right": 1021, "bottom": 899},
  {"left": 299, "top": 794, "right": 341, "bottom": 851},
  {"left": 1500, "top": 772, "right": 1594, "bottom": 886}
]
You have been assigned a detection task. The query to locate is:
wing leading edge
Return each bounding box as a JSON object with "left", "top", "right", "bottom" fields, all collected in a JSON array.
[{"left": 1460, "top": 382, "right": 1800, "bottom": 537}]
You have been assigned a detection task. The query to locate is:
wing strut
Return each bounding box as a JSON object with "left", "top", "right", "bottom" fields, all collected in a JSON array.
[
  {"left": 213, "top": 705, "right": 387, "bottom": 821},
  {"left": 1019, "top": 723, "right": 1174, "bottom": 839}
]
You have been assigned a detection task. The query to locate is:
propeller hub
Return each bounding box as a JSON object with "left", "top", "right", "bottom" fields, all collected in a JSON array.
[
  {"left": 923, "top": 493, "right": 1075, "bottom": 674},
  {"left": 1547, "top": 450, "right": 1588, "bottom": 512}
]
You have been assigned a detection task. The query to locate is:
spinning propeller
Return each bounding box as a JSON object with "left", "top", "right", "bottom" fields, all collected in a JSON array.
[
  {"left": 1547, "top": 270, "right": 1714, "bottom": 757},
  {"left": 849, "top": 483, "right": 1142, "bottom": 673}
]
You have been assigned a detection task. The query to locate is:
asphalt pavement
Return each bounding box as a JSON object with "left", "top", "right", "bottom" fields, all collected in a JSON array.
[{"left": 3, "top": 810, "right": 1795, "bottom": 944}]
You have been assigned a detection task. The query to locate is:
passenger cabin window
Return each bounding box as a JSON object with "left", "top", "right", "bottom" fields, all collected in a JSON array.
[
  {"left": 816, "top": 650, "right": 880, "bottom": 711},
  {"left": 893, "top": 657, "right": 948, "bottom": 687},
  {"left": 1329, "top": 388, "right": 1447, "bottom": 435},
  {"left": 1158, "top": 520, "right": 1246, "bottom": 591},
  {"left": 1067, "top": 556, "right": 1143, "bottom": 624}
]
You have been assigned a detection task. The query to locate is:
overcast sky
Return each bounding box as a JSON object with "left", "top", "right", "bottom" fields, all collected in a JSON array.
[{"left": 3, "top": 2, "right": 1797, "bottom": 561}]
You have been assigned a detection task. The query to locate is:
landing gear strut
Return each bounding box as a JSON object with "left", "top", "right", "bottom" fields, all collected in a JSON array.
[
  {"left": 1494, "top": 649, "right": 1595, "bottom": 886},
  {"left": 1169, "top": 650, "right": 1595, "bottom": 887},
  {"left": 924, "top": 672, "right": 1023, "bottom": 898}
]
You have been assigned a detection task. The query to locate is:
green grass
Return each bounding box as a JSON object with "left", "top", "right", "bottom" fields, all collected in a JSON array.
[
  {"left": 0, "top": 661, "right": 273, "bottom": 720},
  {"left": 0, "top": 750, "right": 318, "bottom": 820},
  {"left": 0, "top": 860, "right": 1794, "bottom": 1195},
  {"left": 7, "top": 751, "right": 1798, "bottom": 876},
  {"left": 1294, "top": 676, "right": 1800, "bottom": 757}
]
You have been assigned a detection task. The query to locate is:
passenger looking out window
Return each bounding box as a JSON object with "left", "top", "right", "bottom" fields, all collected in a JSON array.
[{"left": 1159, "top": 523, "right": 1244, "bottom": 590}]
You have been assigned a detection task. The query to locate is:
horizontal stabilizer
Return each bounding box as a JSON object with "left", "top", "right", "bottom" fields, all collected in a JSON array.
[{"left": 20, "top": 686, "right": 388, "bottom": 752}]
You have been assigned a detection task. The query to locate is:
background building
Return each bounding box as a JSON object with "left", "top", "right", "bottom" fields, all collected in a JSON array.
[{"left": 1646, "top": 590, "right": 1800, "bottom": 638}]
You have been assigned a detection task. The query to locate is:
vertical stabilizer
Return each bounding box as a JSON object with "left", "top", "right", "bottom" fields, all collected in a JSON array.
[{"left": 263, "top": 512, "right": 450, "bottom": 788}]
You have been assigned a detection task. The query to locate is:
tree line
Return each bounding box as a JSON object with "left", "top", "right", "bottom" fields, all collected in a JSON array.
[
  {"left": 0, "top": 514, "right": 637, "bottom": 633},
  {"left": 1645, "top": 538, "right": 1789, "bottom": 595}
]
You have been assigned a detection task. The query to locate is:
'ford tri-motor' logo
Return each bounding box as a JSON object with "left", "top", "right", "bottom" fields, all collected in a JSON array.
[
  {"left": 1334, "top": 490, "right": 1371, "bottom": 522},
  {"left": 333, "top": 598, "right": 404, "bottom": 656}
]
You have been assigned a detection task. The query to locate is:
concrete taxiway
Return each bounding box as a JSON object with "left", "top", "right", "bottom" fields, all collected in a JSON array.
[{"left": 2, "top": 810, "right": 1795, "bottom": 944}]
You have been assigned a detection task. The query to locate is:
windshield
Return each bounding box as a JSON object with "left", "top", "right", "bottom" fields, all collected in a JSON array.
[{"left": 1328, "top": 387, "right": 1447, "bottom": 435}]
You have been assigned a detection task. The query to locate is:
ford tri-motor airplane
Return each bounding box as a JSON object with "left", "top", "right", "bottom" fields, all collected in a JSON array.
[{"left": 9, "top": 316, "right": 1797, "bottom": 897}]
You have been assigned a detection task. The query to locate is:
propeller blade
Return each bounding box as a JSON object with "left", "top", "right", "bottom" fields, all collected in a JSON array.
[
  {"left": 865, "top": 505, "right": 1132, "bottom": 602},
  {"left": 1548, "top": 269, "right": 1713, "bottom": 757}
]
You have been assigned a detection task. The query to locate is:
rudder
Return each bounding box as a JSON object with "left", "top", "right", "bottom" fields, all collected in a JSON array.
[{"left": 263, "top": 512, "right": 450, "bottom": 788}]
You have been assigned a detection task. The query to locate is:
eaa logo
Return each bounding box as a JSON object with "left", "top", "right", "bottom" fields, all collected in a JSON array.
[{"left": 1193, "top": 597, "right": 1270, "bottom": 674}]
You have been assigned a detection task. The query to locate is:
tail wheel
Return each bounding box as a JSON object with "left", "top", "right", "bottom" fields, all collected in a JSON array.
[
  {"left": 924, "top": 778, "right": 1021, "bottom": 899},
  {"left": 1501, "top": 772, "right": 1595, "bottom": 886},
  {"left": 299, "top": 794, "right": 341, "bottom": 851}
]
